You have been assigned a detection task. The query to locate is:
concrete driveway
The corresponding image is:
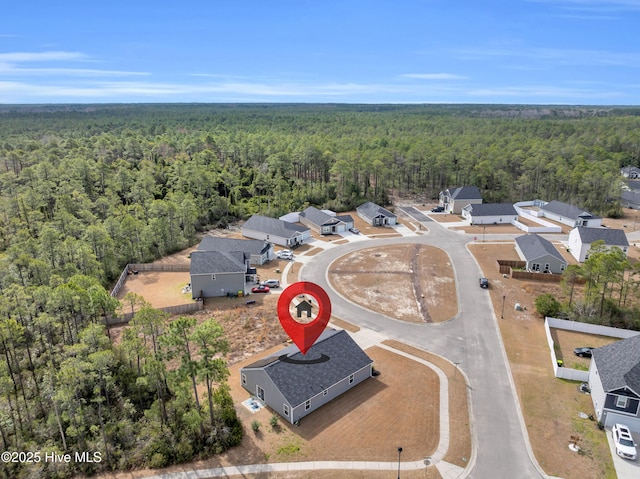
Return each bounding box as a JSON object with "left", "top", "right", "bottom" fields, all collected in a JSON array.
[{"left": 607, "top": 428, "right": 640, "bottom": 479}]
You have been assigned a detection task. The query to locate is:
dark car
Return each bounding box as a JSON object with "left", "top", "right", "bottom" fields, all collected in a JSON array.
[
  {"left": 431, "top": 206, "right": 445, "bottom": 212},
  {"left": 479, "top": 277, "right": 489, "bottom": 289},
  {"left": 573, "top": 347, "right": 594, "bottom": 358}
]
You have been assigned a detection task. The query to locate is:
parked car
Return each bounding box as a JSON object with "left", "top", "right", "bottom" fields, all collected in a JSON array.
[
  {"left": 349, "top": 227, "right": 360, "bottom": 234},
  {"left": 431, "top": 206, "right": 445, "bottom": 212},
  {"left": 573, "top": 347, "right": 594, "bottom": 358},
  {"left": 261, "top": 279, "right": 280, "bottom": 288},
  {"left": 276, "top": 250, "right": 294, "bottom": 260},
  {"left": 479, "top": 277, "right": 489, "bottom": 288},
  {"left": 251, "top": 285, "right": 270, "bottom": 294},
  {"left": 612, "top": 423, "right": 638, "bottom": 460}
]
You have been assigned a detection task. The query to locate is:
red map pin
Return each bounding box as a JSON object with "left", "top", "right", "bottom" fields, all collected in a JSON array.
[{"left": 277, "top": 282, "right": 332, "bottom": 355}]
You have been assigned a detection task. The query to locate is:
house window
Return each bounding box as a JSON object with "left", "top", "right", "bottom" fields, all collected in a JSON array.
[
  {"left": 266, "top": 234, "right": 270, "bottom": 240},
  {"left": 349, "top": 374, "right": 354, "bottom": 384},
  {"left": 211, "top": 274, "right": 216, "bottom": 281},
  {"left": 257, "top": 386, "right": 265, "bottom": 401},
  {"left": 532, "top": 263, "right": 540, "bottom": 272},
  {"left": 241, "top": 374, "right": 246, "bottom": 385},
  {"left": 616, "top": 396, "right": 628, "bottom": 408},
  {"left": 283, "top": 404, "right": 289, "bottom": 416},
  {"left": 305, "top": 400, "right": 310, "bottom": 411},
  {"left": 323, "top": 389, "right": 328, "bottom": 397},
  {"left": 560, "top": 264, "right": 566, "bottom": 271}
]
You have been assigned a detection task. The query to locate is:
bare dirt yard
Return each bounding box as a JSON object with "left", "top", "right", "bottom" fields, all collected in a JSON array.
[
  {"left": 468, "top": 242, "right": 616, "bottom": 479},
  {"left": 329, "top": 244, "right": 457, "bottom": 323},
  {"left": 116, "top": 271, "right": 192, "bottom": 309}
]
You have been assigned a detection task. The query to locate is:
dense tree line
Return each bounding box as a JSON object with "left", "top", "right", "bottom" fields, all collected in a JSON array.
[
  {"left": 536, "top": 241, "right": 640, "bottom": 330},
  {"left": 2, "top": 103, "right": 640, "bottom": 476}
]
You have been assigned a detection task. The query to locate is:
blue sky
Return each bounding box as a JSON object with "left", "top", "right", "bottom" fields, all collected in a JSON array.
[{"left": 1, "top": 0, "right": 640, "bottom": 104}]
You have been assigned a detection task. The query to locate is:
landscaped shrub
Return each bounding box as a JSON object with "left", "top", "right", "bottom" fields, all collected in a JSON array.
[{"left": 535, "top": 293, "right": 561, "bottom": 318}]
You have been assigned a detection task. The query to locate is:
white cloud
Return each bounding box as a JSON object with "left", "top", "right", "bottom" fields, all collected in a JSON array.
[{"left": 0, "top": 51, "right": 88, "bottom": 62}]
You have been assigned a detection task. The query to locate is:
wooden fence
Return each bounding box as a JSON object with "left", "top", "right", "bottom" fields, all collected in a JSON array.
[
  {"left": 497, "top": 259, "right": 583, "bottom": 283},
  {"left": 106, "top": 301, "right": 203, "bottom": 326}
]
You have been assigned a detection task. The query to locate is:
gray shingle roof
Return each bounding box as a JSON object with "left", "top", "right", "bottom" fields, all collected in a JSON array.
[
  {"left": 242, "top": 215, "right": 309, "bottom": 238},
  {"left": 356, "top": 201, "right": 397, "bottom": 219},
  {"left": 243, "top": 329, "right": 373, "bottom": 407},
  {"left": 198, "top": 236, "right": 269, "bottom": 255},
  {"left": 446, "top": 186, "right": 482, "bottom": 200},
  {"left": 300, "top": 206, "right": 340, "bottom": 227},
  {"left": 574, "top": 227, "right": 629, "bottom": 247},
  {"left": 541, "top": 200, "right": 600, "bottom": 220},
  {"left": 190, "top": 250, "right": 247, "bottom": 275},
  {"left": 464, "top": 203, "right": 517, "bottom": 216},
  {"left": 335, "top": 214, "right": 354, "bottom": 224},
  {"left": 515, "top": 234, "right": 566, "bottom": 263},
  {"left": 592, "top": 334, "right": 640, "bottom": 395}
]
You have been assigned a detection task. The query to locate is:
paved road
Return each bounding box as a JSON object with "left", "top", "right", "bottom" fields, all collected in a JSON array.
[{"left": 300, "top": 218, "right": 547, "bottom": 478}]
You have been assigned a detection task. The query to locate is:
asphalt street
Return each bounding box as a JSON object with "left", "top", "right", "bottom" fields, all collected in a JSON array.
[{"left": 300, "top": 217, "right": 547, "bottom": 479}]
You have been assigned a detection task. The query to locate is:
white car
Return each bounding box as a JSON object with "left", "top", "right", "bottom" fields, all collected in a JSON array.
[
  {"left": 276, "top": 250, "right": 294, "bottom": 260},
  {"left": 612, "top": 423, "right": 638, "bottom": 460},
  {"left": 261, "top": 279, "right": 280, "bottom": 288}
]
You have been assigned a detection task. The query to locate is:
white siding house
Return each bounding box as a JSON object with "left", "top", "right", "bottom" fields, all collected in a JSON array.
[
  {"left": 242, "top": 215, "right": 311, "bottom": 248},
  {"left": 567, "top": 227, "right": 629, "bottom": 263},
  {"left": 461, "top": 203, "right": 518, "bottom": 225}
]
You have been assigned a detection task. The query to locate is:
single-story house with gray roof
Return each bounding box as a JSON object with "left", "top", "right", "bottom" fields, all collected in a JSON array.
[
  {"left": 299, "top": 206, "right": 348, "bottom": 235},
  {"left": 190, "top": 250, "right": 253, "bottom": 299},
  {"left": 461, "top": 203, "right": 518, "bottom": 225},
  {"left": 240, "top": 329, "right": 374, "bottom": 424},
  {"left": 567, "top": 226, "right": 629, "bottom": 263},
  {"left": 515, "top": 234, "right": 568, "bottom": 273},
  {"left": 356, "top": 201, "right": 397, "bottom": 226},
  {"left": 241, "top": 214, "right": 311, "bottom": 248},
  {"left": 589, "top": 334, "right": 640, "bottom": 432},
  {"left": 439, "top": 186, "right": 483, "bottom": 214},
  {"left": 198, "top": 236, "right": 273, "bottom": 266},
  {"left": 540, "top": 200, "right": 602, "bottom": 228}
]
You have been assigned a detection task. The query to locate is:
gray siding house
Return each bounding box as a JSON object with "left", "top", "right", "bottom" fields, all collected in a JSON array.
[
  {"left": 567, "top": 227, "right": 629, "bottom": 263},
  {"left": 241, "top": 329, "right": 373, "bottom": 424},
  {"left": 356, "top": 201, "right": 397, "bottom": 226},
  {"left": 461, "top": 203, "right": 518, "bottom": 225},
  {"left": 514, "top": 234, "right": 568, "bottom": 273},
  {"left": 190, "top": 250, "right": 250, "bottom": 299},
  {"left": 241, "top": 215, "right": 311, "bottom": 247},
  {"left": 589, "top": 334, "right": 640, "bottom": 432},
  {"left": 198, "top": 237, "right": 273, "bottom": 266},
  {"left": 439, "top": 186, "right": 483, "bottom": 214},
  {"left": 299, "top": 206, "right": 348, "bottom": 235},
  {"left": 540, "top": 200, "right": 602, "bottom": 228}
]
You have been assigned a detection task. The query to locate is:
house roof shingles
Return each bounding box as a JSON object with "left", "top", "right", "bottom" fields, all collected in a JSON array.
[
  {"left": 592, "top": 334, "right": 640, "bottom": 395},
  {"left": 445, "top": 186, "right": 482, "bottom": 200},
  {"left": 574, "top": 227, "right": 629, "bottom": 247},
  {"left": 242, "top": 215, "right": 309, "bottom": 238},
  {"left": 356, "top": 201, "right": 397, "bottom": 219},
  {"left": 515, "top": 234, "right": 566, "bottom": 263},
  {"left": 243, "top": 329, "right": 373, "bottom": 407},
  {"left": 541, "top": 200, "right": 600, "bottom": 221},
  {"left": 198, "top": 236, "right": 270, "bottom": 255},
  {"left": 300, "top": 206, "right": 341, "bottom": 227},
  {"left": 464, "top": 203, "right": 517, "bottom": 216},
  {"left": 190, "top": 250, "right": 247, "bottom": 275}
]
